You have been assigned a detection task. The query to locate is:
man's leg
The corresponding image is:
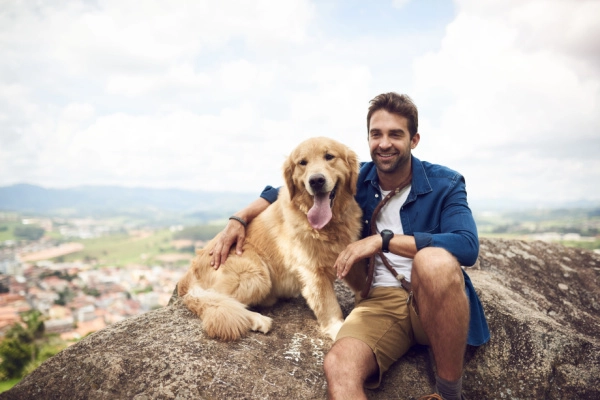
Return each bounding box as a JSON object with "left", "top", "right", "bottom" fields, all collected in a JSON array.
[
  {"left": 411, "top": 247, "right": 469, "bottom": 382},
  {"left": 323, "top": 337, "right": 378, "bottom": 400}
]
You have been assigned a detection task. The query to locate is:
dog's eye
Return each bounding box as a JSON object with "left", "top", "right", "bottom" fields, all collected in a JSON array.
[
  {"left": 299, "top": 159, "right": 308, "bottom": 166},
  {"left": 325, "top": 153, "right": 335, "bottom": 161}
]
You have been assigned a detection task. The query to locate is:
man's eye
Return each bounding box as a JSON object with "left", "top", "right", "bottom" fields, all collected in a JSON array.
[
  {"left": 325, "top": 153, "right": 335, "bottom": 161},
  {"left": 299, "top": 160, "right": 308, "bottom": 166}
]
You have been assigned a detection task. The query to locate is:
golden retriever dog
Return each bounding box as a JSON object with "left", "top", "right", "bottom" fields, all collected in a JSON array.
[{"left": 177, "top": 137, "right": 365, "bottom": 341}]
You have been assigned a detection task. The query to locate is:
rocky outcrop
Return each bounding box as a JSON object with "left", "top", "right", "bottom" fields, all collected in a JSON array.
[{"left": 2, "top": 238, "right": 599, "bottom": 399}]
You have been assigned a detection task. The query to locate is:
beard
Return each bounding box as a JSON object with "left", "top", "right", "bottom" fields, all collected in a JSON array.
[{"left": 371, "top": 149, "right": 411, "bottom": 174}]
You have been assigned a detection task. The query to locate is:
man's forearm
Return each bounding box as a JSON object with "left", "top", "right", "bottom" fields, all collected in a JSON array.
[
  {"left": 233, "top": 197, "right": 270, "bottom": 225},
  {"left": 387, "top": 234, "right": 418, "bottom": 259}
]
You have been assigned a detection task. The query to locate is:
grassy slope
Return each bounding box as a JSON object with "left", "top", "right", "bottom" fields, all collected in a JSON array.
[
  {"left": 60, "top": 229, "right": 178, "bottom": 267},
  {"left": 0, "top": 378, "right": 20, "bottom": 393},
  {"left": 0, "top": 221, "right": 21, "bottom": 242}
]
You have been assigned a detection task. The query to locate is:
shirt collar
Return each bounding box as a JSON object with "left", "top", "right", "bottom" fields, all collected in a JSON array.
[
  {"left": 410, "top": 156, "right": 432, "bottom": 196},
  {"left": 363, "top": 155, "right": 432, "bottom": 196}
]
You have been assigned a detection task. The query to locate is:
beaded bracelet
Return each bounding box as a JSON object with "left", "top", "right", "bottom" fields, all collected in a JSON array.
[{"left": 228, "top": 216, "right": 248, "bottom": 228}]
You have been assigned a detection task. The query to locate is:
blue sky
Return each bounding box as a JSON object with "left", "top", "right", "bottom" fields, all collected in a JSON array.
[{"left": 1, "top": 0, "right": 599, "bottom": 205}]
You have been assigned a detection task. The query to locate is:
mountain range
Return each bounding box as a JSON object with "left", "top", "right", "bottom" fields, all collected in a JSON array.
[
  {"left": 0, "top": 183, "right": 256, "bottom": 220},
  {"left": 1, "top": 183, "right": 598, "bottom": 219}
]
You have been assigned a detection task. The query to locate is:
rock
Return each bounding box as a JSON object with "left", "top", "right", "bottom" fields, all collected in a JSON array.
[{"left": 2, "top": 238, "right": 599, "bottom": 399}]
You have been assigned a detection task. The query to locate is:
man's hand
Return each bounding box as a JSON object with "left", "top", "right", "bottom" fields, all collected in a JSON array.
[
  {"left": 209, "top": 219, "right": 246, "bottom": 269},
  {"left": 335, "top": 234, "right": 418, "bottom": 278},
  {"left": 334, "top": 235, "right": 382, "bottom": 279},
  {"left": 208, "top": 197, "right": 272, "bottom": 269}
]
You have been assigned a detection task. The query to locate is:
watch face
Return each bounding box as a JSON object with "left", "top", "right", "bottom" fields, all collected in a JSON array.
[{"left": 381, "top": 229, "right": 393, "bottom": 252}]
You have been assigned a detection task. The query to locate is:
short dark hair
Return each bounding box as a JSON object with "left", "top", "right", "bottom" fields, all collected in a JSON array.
[{"left": 367, "top": 92, "right": 418, "bottom": 138}]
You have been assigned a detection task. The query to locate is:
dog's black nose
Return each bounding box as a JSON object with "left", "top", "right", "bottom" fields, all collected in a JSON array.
[{"left": 309, "top": 174, "right": 326, "bottom": 190}]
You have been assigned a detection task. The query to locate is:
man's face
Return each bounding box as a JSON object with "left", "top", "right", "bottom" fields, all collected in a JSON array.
[{"left": 368, "top": 109, "right": 420, "bottom": 174}]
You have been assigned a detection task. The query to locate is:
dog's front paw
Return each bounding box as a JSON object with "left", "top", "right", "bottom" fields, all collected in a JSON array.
[
  {"left": 322, "top": 319, "right": 344, "bottom": 341},
  {"left": 249, "top": 314, "right": 272, "bottom": 334}
]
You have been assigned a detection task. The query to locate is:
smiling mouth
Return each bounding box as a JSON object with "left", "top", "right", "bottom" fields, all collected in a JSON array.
[{"left": 377, "top": 152, "right": 397, "bottom": 158}]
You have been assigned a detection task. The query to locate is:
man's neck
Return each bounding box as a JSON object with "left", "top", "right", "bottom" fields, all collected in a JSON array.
[{"left": 377, "top": 162, "right": 412, "bottom": 191}]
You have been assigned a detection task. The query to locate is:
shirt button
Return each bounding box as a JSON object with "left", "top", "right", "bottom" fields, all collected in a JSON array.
[
  {"left": 375, "top": 194, "right": 379, "bottom": 198},
  {"left": 365, "top": 220, "right": 369, "bottom": 224}
]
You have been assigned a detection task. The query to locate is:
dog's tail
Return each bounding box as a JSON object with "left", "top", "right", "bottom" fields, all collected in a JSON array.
[{"left": 183, "top": 286, "right": 269, "bottom": 341}]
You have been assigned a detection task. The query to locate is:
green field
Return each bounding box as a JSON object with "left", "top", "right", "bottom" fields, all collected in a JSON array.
[
  {"left": 60, "top": 229, "right": 181, "bottom": 267},
  {"left": 3, "top": 212, "right": 598, "bottom": 268},
  {"left": 1, "top": 218, "right": 227, "bottom": 267},
  {"left": 0, "top": 378, "right": 20, "bottom": 393},
  {"left": 558, "top": 239, "right": 600, "bottom": 251},
  {"left": 0, "top": 221, "right": 21, "bottom": 242}
]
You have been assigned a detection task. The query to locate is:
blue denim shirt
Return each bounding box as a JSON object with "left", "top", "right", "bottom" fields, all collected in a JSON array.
[{"left": 260, "top": 156, "right": 490, "bottom": 346}]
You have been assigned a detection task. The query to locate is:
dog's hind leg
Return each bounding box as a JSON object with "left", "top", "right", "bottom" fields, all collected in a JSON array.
[
  {"left": 185, "top": 254, "right": 274, "bottom": 340},
  {"left": 211, "top": 254, "right": 273, "bottom": 306},
  {"left": 211, "top": 256, "right": 274, "bottom": 335},
  {"left": 177, "top": 267, "right": 194, "bottom": 297},
  {"left": 184, "top": 285, "right": 271, "bottom": 340}
]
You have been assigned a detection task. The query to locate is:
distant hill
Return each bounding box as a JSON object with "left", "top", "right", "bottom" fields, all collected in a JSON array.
[
  {"left": 0, "top": 183, "right": 257, "bottom": 219},
  {"left": 469, "top": 198, "right": 600, "bottom": 213},
  {"left": 1, "top": 183, "right": 599, "bottom": 221}
]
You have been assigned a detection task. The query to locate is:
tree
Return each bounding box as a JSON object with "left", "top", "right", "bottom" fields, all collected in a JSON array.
[
  {"left": 0, "top": 338, "right": 32, "bottom": 379},
  {"left": 21, "top": 311, "right": 45, "bottom": 342},
  {"left": 0, "top": 311, "right": 46, "bottom": 379},
  {"left": 55, "top": 288, "right": 75, "bottom": 306},
  {"left": 13, "top": 225, "right": 45, "bottom": 241}
]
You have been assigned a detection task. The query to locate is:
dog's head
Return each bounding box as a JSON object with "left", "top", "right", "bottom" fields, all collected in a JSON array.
[{"left": 282, "top": 137, "right": 359, "bottom": 230}]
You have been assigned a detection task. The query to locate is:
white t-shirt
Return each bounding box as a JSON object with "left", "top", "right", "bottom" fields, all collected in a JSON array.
[{"left": 372, "top": 185, "right": 413, "bottom": 287}]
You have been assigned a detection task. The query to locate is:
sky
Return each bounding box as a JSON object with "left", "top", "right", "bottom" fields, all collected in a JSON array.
[{"left": 1, "top": 0, "right": 599, "bottom": 206}]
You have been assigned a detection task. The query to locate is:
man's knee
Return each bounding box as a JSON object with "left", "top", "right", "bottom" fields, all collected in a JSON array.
[
  {"left": 324, "top": 338, "right": 377, "bottom": 382},
  {"left": 413, "top": 247, "right": 463, "bottom": 292},
  {"left": 414, "top": 247, "right": 457, "bottom": 268},
  {"left": 323, "top": 346, "right": 339, "bottom": 377},
  {"left": 324, "top": 339, "right": 352, "bottom": 380}
]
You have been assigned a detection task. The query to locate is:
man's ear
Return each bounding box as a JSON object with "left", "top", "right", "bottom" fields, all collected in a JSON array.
[
  {"left": 283, "top": 156, "right": 296, "bottom": 200},
  {"left": 410, "top": 132, "right": 420, "bottom": 150},
  {"left": 345, "top": 148, "right": 359, "bottom": 196}
]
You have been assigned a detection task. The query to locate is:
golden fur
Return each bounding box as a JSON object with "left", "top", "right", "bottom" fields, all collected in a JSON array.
[{"left": 177, "top": 137, "right": 365, "bottom": 341}]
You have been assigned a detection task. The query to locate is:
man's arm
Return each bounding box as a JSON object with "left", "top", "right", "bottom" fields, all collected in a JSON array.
[
  {"left": 335, "top": 174, "right": 478, "bottom": 278},
  {"left": 209, "top": 185, "right": 281, "bottom": 269},
  {"left": 413, "top": 176, "right": 479, "bottom": 266},
  {"left": 334, "top": 233, "right": 417, "bottom": 279},
  {"left": 209, "top": 197, "right": 270, "bottom": 269}
]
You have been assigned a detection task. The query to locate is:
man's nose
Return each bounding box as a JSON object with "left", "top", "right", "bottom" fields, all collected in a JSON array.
[{"left": 378, "top": 134, "right": 391, "bottom": 148}]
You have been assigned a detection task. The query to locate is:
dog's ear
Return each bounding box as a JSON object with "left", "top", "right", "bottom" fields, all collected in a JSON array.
[
  {"left": 283, "top": 154, "right": 296, "bottom": 200},
  {"left": 344, "top": 147, "right": 359, "bottom": 196}
]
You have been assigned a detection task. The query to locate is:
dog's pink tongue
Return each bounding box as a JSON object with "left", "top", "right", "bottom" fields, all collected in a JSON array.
[{"left": 307, "top": 192, "right": 332, "bottom": 230}]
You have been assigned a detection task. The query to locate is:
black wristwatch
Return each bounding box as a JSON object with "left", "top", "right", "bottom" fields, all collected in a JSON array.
[{"left": 380, "top": 229, "right": 394, "bottom": 253}]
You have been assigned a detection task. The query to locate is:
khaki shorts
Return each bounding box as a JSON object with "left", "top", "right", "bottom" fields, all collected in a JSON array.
[{"left": 335, "top": 286, "right": 430, "bottom": 388}]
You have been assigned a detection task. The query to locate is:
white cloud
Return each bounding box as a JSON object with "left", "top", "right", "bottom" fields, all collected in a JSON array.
[
  {"left": 0, "top": 0, "right": 315, "bottom": 78},
  {"left": 106, "top": 65, "right": 211, "bottom": 97},
  {"left": 412, "top": 0, "right": 600, "bottom": 202},
  {"left": 1, "top": 0, "right": 598, "bottom": 205},
  {"left": 217, "top": 60, "right": 276, "bottom": 94},
  {"left": 29, "top": 103, "right": 292, "bottom": 191}
]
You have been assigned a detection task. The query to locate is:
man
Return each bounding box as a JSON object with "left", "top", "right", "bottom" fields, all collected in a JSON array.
[{"left": 210, "top": 93, "right": 489, "bottom": 399}]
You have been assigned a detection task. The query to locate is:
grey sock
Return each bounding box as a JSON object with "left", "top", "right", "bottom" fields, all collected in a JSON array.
[{"left": 435, "top": 375, "right": 463, "bottom": 400}]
